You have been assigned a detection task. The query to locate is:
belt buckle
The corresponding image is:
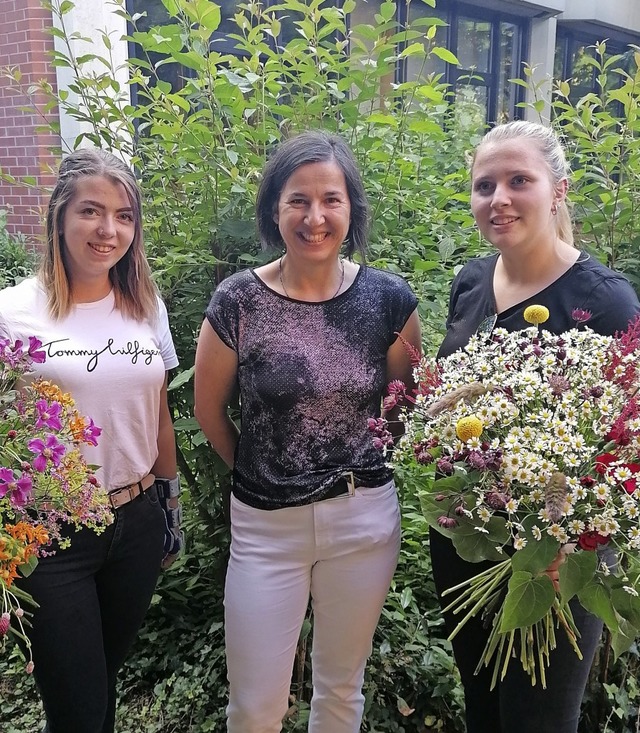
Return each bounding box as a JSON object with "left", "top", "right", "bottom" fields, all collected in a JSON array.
[
  {"left": 342, "top": 471, "right": 356, "bottom": 497},
  {"left": 109, "top": 482, "right": 137, "bottom": 510}
]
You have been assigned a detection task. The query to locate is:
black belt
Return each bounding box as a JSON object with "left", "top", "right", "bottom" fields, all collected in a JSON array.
[{"left": 323, "top": 472, "right": 388, "bottom": 500}]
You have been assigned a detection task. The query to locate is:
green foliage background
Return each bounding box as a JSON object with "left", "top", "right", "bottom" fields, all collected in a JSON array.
[{"left": 2, "top": 1, "right": 640, "bottom": 730}]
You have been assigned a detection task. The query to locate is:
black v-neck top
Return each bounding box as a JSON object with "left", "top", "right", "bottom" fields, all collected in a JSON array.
[{"left": 438, "top": 253, "right": 640, "bottom": 359}]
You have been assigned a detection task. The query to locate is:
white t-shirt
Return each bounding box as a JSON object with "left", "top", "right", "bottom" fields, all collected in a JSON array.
[{"left": 0, "top": 277, "right": 179, "bottom": 490}]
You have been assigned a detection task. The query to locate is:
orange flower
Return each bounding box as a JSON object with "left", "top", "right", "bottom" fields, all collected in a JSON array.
[
  {"left": 6, "top": 522, "right": 49, "bottom": 546},
  {"left": 70, "top": 412, "right": 88, "bottom": 442},
  {"left": 33, "top": 379, "right": 75, "bottom": 407}
]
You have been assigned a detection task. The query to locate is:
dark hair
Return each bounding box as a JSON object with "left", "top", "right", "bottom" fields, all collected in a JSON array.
[
  {"left": 41, "top": 148, "right": 157, "bottom": 320},
  {"left": 256, "top": 130, "right": 370, "bottom": 258}
]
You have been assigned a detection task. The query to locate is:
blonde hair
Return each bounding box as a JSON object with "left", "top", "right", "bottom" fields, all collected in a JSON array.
[
  {"left": 472, "top": 121, "right": 574, "bottom": 246},
  {"left": 41, "top": 148, "right": 158, "bottom": 321}
]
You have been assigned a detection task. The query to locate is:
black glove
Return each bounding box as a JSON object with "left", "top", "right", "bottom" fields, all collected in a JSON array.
[{"left": 155, "top": 476, "right": 184, "bottom": 569}]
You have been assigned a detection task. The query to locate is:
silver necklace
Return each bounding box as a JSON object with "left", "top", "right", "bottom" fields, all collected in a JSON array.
[{"left": 279, "top": 256, "right": 345, "bottom": 300}]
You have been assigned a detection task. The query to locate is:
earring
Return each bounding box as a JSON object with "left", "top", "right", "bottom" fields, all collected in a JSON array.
[{"left": 551, "top": 203, "right": 558, "bottom": 216}]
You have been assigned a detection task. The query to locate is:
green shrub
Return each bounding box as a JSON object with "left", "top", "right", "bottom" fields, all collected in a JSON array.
[{"left": 0, "top": 209, "right": 37, "bottom": 288}]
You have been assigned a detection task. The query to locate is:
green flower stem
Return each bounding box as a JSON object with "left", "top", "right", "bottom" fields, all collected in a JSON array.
[{"left": 443, "top": 561, "right": 512, "bottom": 642}]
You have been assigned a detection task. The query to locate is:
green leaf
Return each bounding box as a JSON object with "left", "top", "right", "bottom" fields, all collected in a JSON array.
[
  {"left": 610, "top": 586, "right": 640, "bottom": 628},
  {"left": 451, "top": 518, "right": 509, "bottom": 563},
  {"left": 366, "top": 112, "right": 399, "bottom": 127},
  {"left": 558, "top": 551, "right": 597, "bottom": 604},
  {"left": 400, "top": 43, "right": 426, "bottom": 59},
  {"left": 510, "top": 533, "right": 559, "bottom": 574},
  {"left": 400, "top": 586, "right": 413, "bottom": 609},
  {"left": 578, "top": 583, "right": 619, "bottom": 633},
  {"left": 379, "top": 1, "right": 396, "bottom": 22},
  {"left": 18, "top": 553, "right": 39, "bottom": 578},
  {"left": 610, "top": 618, "right": 636, "bottom": 659},
  {"left": 161, "top": 0, "right": 179, "bottom": 14},
  {"left": 499, "top": 571, "right": 555, "bottom": 631},
  {"left": 430, "top": 46, "right": 458, "bottom": 65},
  {"left": 173, "top": 417, "right": 201, "bottom": 432},
  {"left": 168, "top": 365, "right": 194, "bottom": 390}
]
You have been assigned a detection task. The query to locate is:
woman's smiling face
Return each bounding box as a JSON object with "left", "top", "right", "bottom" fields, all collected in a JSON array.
[
  {"left": 471, "top": 138, "right": 566, "bottom": 253},
  {"left": 275, "top": 160, "right": 351, "bottom": 264},
  {"left": 61, "top": 175, "right": 135, "bottom": 287}
]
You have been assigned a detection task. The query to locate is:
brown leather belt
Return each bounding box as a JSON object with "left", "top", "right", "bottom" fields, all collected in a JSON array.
[{"left": 108, "top": 473, "right": 155, "bottom": 510}]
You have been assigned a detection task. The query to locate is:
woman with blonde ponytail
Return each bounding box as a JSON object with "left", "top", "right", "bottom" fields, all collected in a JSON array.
[{"left": 430, "top": 120, "right": 640, "bottom": 733}]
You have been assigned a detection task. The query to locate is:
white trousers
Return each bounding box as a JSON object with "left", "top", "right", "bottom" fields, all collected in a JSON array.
[{"left": 224, "top": 480, "right": 401, "bottom": 733}]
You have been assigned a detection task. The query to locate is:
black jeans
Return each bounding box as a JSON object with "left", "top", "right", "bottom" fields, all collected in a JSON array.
[
  {"left": 430, "top": 528, "right": 603, "bottom": 733},
  {"left": 16, "top": 486, "right": 165, "bottom": 733}
]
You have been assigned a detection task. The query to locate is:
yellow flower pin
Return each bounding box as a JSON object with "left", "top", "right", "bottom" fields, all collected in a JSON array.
[
  {"left": 455, "top": 415, "right": 483, "bottom": 442},
  {"left": 523, "top": 305, "right": 549, "bottom": 325}
]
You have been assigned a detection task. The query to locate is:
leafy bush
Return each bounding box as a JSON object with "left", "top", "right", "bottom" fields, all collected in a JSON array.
[{"left": 0, "top": 209, "right": 37, "bottom": 288}]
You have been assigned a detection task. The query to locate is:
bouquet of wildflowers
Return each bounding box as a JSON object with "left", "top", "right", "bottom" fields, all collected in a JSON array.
[
  {"left": 1, "top": 336, "right": 112, "bottom": 670},
  {"left": 374, "top": 306, "right": 640, "bottom": 687}
]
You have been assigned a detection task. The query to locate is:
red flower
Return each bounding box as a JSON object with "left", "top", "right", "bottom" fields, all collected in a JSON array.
[
  {"left": 577, "top": 531, "right": 610, "bottom": 551},
  {"left": 594, "top": 453, "right": 617, "bottom": 475}
]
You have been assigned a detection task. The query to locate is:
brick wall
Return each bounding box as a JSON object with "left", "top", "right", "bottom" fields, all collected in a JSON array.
[{"left": 0, "top": 0, "right": 60, "bottom": 242}]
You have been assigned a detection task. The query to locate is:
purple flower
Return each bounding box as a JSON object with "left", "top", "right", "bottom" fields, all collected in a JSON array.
[
  {"left": 27, "top": 434, "right": 66, "bottom": 472},
  {"left": 82, "top": 418, "right": 102, "bottom": 447},
  {"left": 0, "top": 467, "right": 14, "bottom": 498},
  {"left": 0, "top": 613, "right": 10, "bottom": 637},
  {"left": 437, "top": 516, "right": 458, "bottom": 529},
  {"left": 436, "top": 457, "right": 454, "bottom": 476},
  {"left": 35, "top": 400, "right": 63, "bottom": 430},
  {"left": 9, "top": 473, "right": 33, "bottom": 508},
  {"left": 28, "top": 336, "right": 46, "bottom": 364},
  {"left": 572, "top": 308, "right": 592, "bottom": 324},
  {"left": 0, "top": 468, "right": 33, "bottom": 508},
  {"left": 466, "top": 451, "right": 487, "bottom": 470}
]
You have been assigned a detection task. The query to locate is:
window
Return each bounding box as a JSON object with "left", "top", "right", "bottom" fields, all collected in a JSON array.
[
  {"left": 406, "top": 1, "right": 527, "bottom": 126},
  {"left": 555, "top": 30, "right": 637, "bottom": 105}
]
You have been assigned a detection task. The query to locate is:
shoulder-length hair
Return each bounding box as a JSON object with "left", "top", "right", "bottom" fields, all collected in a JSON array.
[
  {"left": 41, "top": 148, "right": 158, "bottom": 321},
  {"left": 256, "top": 130, "right": 370, "bottom": 259}
]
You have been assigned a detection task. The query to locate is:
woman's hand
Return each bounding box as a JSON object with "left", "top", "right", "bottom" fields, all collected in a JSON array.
[{"left": 544, "top": 542, "right": 577, "bottom": 590}]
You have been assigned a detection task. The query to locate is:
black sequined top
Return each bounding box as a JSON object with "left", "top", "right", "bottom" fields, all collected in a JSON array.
[{"left": 206, "top": 265, "right": 417, "bottom": 509}]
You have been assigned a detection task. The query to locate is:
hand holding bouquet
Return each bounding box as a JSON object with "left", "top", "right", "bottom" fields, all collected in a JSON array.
[
  {"left": 377, "top": 307, "right": 640, "bottom": 687},
  {"left": 1, "top": 336, "right": 112, "bottom": 669}
]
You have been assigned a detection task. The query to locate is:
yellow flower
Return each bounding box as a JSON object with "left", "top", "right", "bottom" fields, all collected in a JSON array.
[
  {"left": 456, "top": 415, "right": 483, "bottom": 441},
  {"left": 523, "top": 305, "right": 550, "bottom": 325}
]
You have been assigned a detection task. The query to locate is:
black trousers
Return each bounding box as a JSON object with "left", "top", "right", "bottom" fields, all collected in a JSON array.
[
  {"left": 17, "top": 486, "right": 165, "bottom": 733},
  {"left": 429, "top": 528, "right": 603, "bottom": 733}
]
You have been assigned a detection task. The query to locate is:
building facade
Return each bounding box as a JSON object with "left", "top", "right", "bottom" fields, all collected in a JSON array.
[{"left": 1, "top": 0, "right": 639, "bottom": 238}]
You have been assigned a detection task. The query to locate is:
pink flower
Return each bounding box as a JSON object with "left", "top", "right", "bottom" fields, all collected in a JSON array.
[
  {"left": 81, "top": 418, "right": 102, "bottom": 447},
  {"left": 8, "top": 473, "right": 33, "bottom": 508},
  {"left": 0, "top": 467, "right": 13, "bottom": 498},
  {"left": 571, "top": 308, "right": 592, "bottom": 324},
  {"left": 0, "top": 468, "right": 33, "bottom": 507},
  {"left": 437, "top": 516, "right": 458, "bottom": 529},
  {"left": 27, "top": 336, "right": 46, "bottom": 364},
  {"left": 35, "top": 399, "right": 63, "bottom": 430},
  {"left": 0, "top": 613, "right": 10, "bottom": 637},
  {"left": 27, "top": 434, "right": 66, "bottom": 472}
]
